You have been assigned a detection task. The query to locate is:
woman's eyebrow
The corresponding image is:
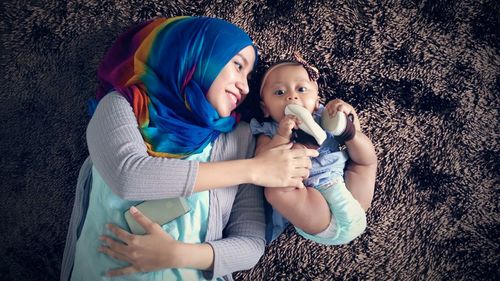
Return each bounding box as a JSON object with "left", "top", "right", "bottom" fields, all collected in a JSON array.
[{"left": 236, "top": 54, "right": 249, "bottom": 66}]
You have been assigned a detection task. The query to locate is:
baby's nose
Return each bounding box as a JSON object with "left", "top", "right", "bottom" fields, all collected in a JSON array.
[{"left": 287, "top": 95, "right": 299, "bottom": 100}]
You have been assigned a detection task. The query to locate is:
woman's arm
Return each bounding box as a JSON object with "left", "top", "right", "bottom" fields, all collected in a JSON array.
[
  {"left": 100, "top": 126, "right": 266, "bottom": 278},
  {"left": 87, "top": 93, "right": 318, "bottom": 200},
  {"left": 87, "top": 93, "right": 198, "bottom": 200},
  {"left": 204, "top": 183, "right": 265, "bottom": 279},
  {"left": 101, "top": 183, "right": 265, "bottom": 278},
  {"left": 99, "top": 207, "right": 214, "bottom": 276}
]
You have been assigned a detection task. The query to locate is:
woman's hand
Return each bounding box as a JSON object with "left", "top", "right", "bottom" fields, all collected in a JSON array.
[
  {"left": 324, "top": 99, "right": 361, "bottom": 131},
  {"left": 252, "top": 143, "right": 319, "bottom": 189},
  {"left": 98, "top": 207, "right": 183, "bottom": 277}
]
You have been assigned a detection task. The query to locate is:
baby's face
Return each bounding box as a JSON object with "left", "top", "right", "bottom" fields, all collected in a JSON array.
[{"left": 260, "top": 64, "right": 319, "bottom": 122}]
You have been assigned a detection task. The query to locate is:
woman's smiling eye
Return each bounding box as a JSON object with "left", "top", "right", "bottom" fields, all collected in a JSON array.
[
  {"left": 234, "top": 61, "right": 243, "bottom": 71},
  {"left": 274, "top": 89, "right": 285, "bottom": 96}
]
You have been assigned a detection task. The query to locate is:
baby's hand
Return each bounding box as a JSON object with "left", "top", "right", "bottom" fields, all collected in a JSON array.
[
  {"left": 277, "top": 115, "right": 301, "bottom": 139},
  {"left": 325, "top": 99, "right": 361, "bottom": 131}
]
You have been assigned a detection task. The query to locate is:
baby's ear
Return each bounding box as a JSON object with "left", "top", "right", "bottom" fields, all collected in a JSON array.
[{"left": 260, "top": 101, "right": 270, "bottom": 117}]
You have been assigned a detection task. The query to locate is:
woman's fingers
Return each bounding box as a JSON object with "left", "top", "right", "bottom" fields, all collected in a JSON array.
[
  {"left": 98, "top": 243, "right": 130, "bottom": 263},
  {"left": 291, "top": 167, "right": 310, "bottom": 183},
  {"left": 128, "top": 206, "right": 159, "bottom": 233},
  {"left": 256, "top": 144, "right": 318, "bottom": 188},
  {"left": 298, "top": 167, "right": 311, "bottom": 179},
  {"left": 290, "top": 147, "right": 319, "bottom": 159},
  {"left": 106, "top": 223, "right": 133, "bottom": 244},
  {"left": 106, "top": 265, "right": 139, "bottom": 277},
  {"left": 281, "top": 147, "right": 317, "bottom": 174},
  {"left": 271, "top": 142, "right": 294, "bottom": 150},
  {"left": 100, "top": 235, "right": 128, "bottom": 252},
  {"left": 292, "top": 178, "right": 306, "bottom": 189}
]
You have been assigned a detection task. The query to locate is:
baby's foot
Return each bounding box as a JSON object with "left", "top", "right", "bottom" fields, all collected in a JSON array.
[
  {"left": 321, "top": 111, "right": 355, "bottom": 143},
  {"left": 285, "top": 104, "right": 326, "bottom": 145}
]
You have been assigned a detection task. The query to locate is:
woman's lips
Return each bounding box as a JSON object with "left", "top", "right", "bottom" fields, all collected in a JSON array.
[{"left": 227, "top": 91, "right": 240, "bottom": 108}]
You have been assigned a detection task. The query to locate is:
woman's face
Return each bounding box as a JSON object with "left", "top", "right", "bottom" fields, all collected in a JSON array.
[{"left": 206, "top": 45, "right": 256, "bottom": 117}]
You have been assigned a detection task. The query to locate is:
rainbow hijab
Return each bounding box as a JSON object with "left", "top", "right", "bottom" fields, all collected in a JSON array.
[{"left": 94, "top": 16, "right": 257, "bottom": 158}]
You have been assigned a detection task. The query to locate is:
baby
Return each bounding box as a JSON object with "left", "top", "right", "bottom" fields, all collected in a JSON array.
[{"left": 250, "top": 53, "right": 377, "bottom": 245}]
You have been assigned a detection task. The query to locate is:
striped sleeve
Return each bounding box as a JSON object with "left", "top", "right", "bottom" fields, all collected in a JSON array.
[
  {"left": 86, "top": 92, "right": 199, "bottom": 200},
  {"left": 206, "top": 184, "right": 266, "bottom": 279},
  {"left": 204, "top": 124, "right": 266, "bottom": 279}
]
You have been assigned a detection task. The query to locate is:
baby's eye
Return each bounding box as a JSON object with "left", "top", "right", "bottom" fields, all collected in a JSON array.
[
  {"left": 298, "top": 87, "right": 308, "bottom": 93},
  {"left": 274, "top": 89, "right": 286, "bottom": 96}
]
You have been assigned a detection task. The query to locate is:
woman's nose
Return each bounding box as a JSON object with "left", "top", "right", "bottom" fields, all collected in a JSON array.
[{"left": 236, "top": 79, "right": 249, "bottom": 95}]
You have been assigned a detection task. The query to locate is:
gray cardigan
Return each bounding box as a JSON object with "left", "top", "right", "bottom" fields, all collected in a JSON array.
[{"left": 61, "top": 93, "right": 265, "bottom": 281}]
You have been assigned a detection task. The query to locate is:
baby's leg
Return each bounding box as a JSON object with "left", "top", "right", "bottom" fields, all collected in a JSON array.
[
  {"left": 295, "top": 179, "right": 367, "bottom": 245},
  {"left": 344, "top": 132, "right": 377, "bottom": 211},
  {"left": 322, "top": 111, "right": 377, "bottom": 210},
  {"left": 264, "top": 143, "right": 331, "bottom": 234},
  {"left": 264, "top": 186, "right": 330, "bottom": 235},
  {"left": 345, "top": 132, "right": 377, "bottom": 166}
]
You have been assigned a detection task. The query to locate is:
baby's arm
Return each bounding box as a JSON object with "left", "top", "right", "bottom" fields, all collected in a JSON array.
[
  {"left": 324, "top": 99, "right": 377, "bottom": 210},
  {"left": 255, "top": 115, "right": 298, "bottom": 155}
]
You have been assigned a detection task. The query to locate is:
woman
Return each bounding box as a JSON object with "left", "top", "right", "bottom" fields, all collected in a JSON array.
[{"left": 61, "top": 16, "right": 318, "bottom": 281}]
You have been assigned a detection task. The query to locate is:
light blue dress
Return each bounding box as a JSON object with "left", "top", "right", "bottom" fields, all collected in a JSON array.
[{"left": 71, "top": 144, "right": 213, "bottom": 281}]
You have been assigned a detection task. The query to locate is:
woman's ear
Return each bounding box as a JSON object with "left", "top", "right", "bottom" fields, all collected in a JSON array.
[{"left": 260, "top": 101, "right": 270, "bottom": 117}]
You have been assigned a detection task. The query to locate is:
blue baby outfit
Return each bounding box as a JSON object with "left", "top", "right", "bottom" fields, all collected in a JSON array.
[{"left": 250, "top": 105, "right": 366, "bottom": 245}]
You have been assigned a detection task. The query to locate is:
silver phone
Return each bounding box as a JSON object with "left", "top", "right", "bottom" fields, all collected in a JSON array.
[{"left": 124, "top": 197, "right": 191, "bottom": 235}]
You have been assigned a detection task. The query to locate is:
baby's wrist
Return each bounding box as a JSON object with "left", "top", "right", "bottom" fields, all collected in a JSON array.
[{"left": 274, "top": 133, "right": 291, "bottom": 142}]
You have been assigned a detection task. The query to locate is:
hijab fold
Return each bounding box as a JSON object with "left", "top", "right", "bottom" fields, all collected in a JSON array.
[{"left": 94, "top": 16, "right": 256, "bottom": 158}]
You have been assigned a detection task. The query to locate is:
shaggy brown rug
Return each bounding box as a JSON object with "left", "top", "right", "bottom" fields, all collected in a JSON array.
[{"left": 1, "top": 0, "right": 498, "bottom": 280}]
